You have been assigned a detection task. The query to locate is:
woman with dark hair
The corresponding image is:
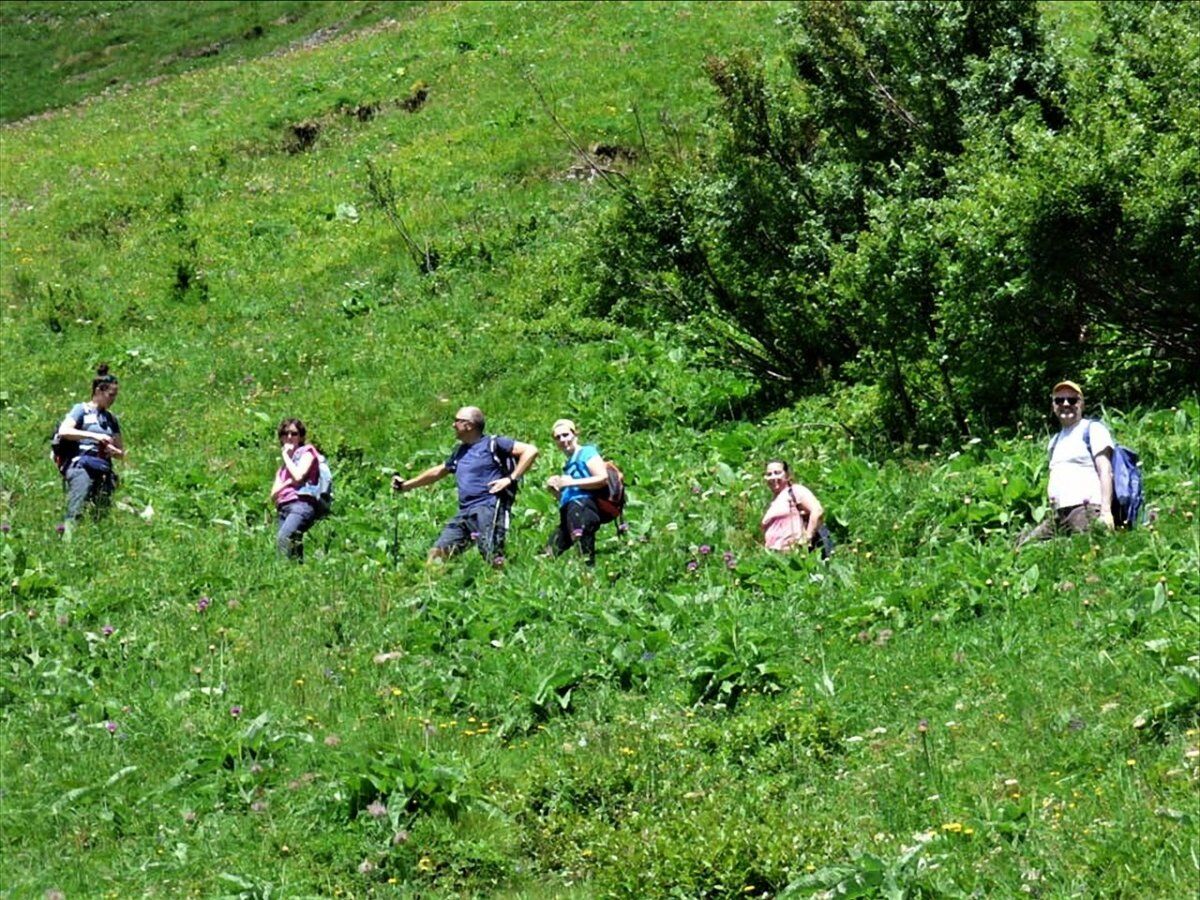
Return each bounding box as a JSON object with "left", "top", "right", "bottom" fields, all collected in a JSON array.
[
  {"left": 269, "top": 418, "right": 322, "bottom": 560},
  {"left": 55, "top": 364, "right": 125, "bottom": 529},
  {"left": 761, "top": 459, "right": 833, "bottom": 559}
]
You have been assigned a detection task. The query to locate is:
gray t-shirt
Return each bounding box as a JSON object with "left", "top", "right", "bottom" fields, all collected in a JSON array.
[{"left": 65, "top": 402, "right": 121, "bottom": 455}]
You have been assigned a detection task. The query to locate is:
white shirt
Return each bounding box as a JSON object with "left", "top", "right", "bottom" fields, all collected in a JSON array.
[{"left": 1047, "top": 419, "right": 1113, "bottom": 510}]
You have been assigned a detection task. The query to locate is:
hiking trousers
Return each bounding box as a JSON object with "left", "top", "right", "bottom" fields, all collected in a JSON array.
[
  {"left": 546, "top": 497, "right": 602, "bottom": 565},
  {"left": 277, "top": 499, "right": 320, "bottom": 561},
  {"left": 1016, "top": 503, "right": 1101, "bottom": 548},
  {"left": 434, "top": 497, "right": 510, "bottom": 563},
  {"left": 63, "top": 459, "right": 114, "bottom": 521}
]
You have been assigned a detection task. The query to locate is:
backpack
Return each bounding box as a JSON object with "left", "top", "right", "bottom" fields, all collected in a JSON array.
[
  {"left": 593, "top": 459, "right": 627, "bottom": 524},
  {"left": 489, "top": 436, "right": 520, "bottom": 504},
  {"left": 296, "top": 449, "right": 334, "bottom": 516},
  {"left": 1050, "top": 420, "right": 1144, "bottom": 528},
  {"left": 50, "top": 432, "right": 80, "bottom": 477},
  {"left": 50, "top": 409, "right": 85, "bottom": 477}
]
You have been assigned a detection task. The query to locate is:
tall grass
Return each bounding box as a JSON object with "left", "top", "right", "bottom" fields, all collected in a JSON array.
[{"left": 1, "top": 2, "right": 1196, "bottom": 895}]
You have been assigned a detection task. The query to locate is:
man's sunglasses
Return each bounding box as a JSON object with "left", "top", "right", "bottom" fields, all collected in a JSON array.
[{"left": 1052, "top": 396, "right": 1079, "bottom": 406}]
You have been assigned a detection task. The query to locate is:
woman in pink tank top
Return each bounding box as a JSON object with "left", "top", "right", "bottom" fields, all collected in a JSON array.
[{"left": 761, "top": 459, "right": 833, "bottom": 559}]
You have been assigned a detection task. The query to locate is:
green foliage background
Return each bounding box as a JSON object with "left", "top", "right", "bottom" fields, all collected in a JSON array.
[{"left": 1, "top": 1, "right": 1197, "bottom": 896}]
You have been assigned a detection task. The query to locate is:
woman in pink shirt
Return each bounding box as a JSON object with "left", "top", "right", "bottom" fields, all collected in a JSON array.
[
  {"left": 761, "top": 460, "right": 833, "bottom": 559},
  {"left": 270, "top": 418, "right": 320, "bottom": 560}
]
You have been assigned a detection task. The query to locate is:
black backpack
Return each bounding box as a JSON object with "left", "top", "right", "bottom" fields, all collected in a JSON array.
[
  {"left": 50, "top": 410, "right": 84, "bottom": 477},
  {"left": 489, "top": 436, "right": 520, "bottom": 504}
]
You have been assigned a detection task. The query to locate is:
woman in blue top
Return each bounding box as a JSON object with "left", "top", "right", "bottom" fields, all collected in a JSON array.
[
  {"left": 55, "top": 364, "right": 125, "bottom": 528},
  {"left": 544, "top": 419, "right": 609, "bottom": 566}
]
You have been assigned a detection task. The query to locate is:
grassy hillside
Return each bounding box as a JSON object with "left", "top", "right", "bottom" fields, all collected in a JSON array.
[{"left": 1, "top": 2, "right": 1197, "bottom": 897}]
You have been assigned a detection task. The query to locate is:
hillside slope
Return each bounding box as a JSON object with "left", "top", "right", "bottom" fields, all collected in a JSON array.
[{"left": 1, "top": 2, "right": 1197, "bottom": 896}]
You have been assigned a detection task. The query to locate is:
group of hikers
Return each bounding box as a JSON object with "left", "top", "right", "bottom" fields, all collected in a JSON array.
[{"left": 54, "top": 366, "right": 1132, "bottom": 564}]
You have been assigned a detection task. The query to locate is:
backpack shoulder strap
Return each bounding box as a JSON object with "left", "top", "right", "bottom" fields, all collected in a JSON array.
[{"left": 1082, "top": 420, "right": 1093, "bottom": 458}]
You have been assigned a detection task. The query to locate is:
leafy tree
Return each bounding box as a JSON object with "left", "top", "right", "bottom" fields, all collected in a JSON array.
[{"left": 586, "top": 0, "right": 1198, "bottom": 441}]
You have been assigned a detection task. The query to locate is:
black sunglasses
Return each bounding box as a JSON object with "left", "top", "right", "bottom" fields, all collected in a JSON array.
[
  {"left": 1052, "top": 396, "right": 1079, "bottom": 406},
  {"left": 281, "top": 429, "right": 301, "bottom": 436}
]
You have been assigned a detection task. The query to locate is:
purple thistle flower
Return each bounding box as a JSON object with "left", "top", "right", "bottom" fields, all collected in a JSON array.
[
  {"left": 469, "top": 531, "right": 480, "bottom": 541},
  {"left": 618, "top": 522, "right": 630, "bottom": 533},
  {"left": 196, "top": 595, "right": 211, "bottom": 614},
  {"left": 55, "top": 523, "right": 66, "bottom": 534},
  {"left": 366, "top": 800, "right": 388, "bottom": 819},
  {"left": 102, "top": 624, "right": 115, "bottom": 637},
  {"left": 691, "top": 485, "right": 702, "bottom": 495},
  {"left": 686, "top": 559, "right": 699, "bottom": 572},
  {"left": 105, "top": 721, "right": 118, "bottom": 734},
  {"left": 699, "top": 544, "right": 712, "bottom": 555},
  {"left": 0, "top": 521, "right": 10, "bottom": 533},
  {"left": 491, "top": 555, "right": 506, "bottom": 567},
  {"left": 725, "top": 557, "right": 737, "bottom": 569},
  {"left": 230, "top": 705, "right": 242, "bottom": 718}
]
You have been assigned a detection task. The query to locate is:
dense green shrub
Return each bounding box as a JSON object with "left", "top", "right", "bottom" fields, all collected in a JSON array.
[{"left": 587, "top": 0, "right": 1199, "bottom": 442}]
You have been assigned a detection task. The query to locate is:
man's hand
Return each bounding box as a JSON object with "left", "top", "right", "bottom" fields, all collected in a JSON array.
[
  {"left": 1100, "top": 508, "right": 1115, "bottom": 529},
  {"left": 488, "top": 476, "right": 514, "bottom": 495}
]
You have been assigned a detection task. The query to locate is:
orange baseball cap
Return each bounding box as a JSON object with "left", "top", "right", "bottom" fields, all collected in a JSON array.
[{"left": 1051, "top": 380, "right": 1083, "bottom": 398}]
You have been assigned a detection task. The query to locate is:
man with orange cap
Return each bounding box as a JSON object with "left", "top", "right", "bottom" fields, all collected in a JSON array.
[{"left": 1017, "top": 380, "right": 1115, "bottom": 547}]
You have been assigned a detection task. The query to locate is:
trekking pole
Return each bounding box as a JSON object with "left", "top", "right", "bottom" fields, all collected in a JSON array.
[{"left": 390, "top": 488, "right": 402, "bottom": 567}]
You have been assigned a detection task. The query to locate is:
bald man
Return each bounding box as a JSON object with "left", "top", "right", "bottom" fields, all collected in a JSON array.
[{"left": 393, "top": 406, "right": 538, "bottom": 564}]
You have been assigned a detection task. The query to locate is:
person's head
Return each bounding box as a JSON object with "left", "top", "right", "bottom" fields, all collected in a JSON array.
[
  {"left": 1050, "top": 380, "right": 1084, "bottom": 428},
  {"left": 278, "top": 418, "right": 306, "bottom": 445},
  {"left": 764, "top": 459, "right": 791, "bottom": 494},
  {"left": 90, "top": 364, "right": 119, "bottom": 408},
  {"left": 552, "top": 418, "right": 579, "bottom": 454},
  {"left": 454, "top": 406, "right": 485, "bottom": 441}
]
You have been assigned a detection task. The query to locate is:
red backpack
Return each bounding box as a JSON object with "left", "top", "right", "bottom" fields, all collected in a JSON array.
[{"left": 593, "top": 460, "right": 627, "bottom": 524}]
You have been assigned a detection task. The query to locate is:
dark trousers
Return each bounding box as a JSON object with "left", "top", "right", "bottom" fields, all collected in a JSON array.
[
  {"left": 546, "top": 498, "right": 602, "bottom": 565},
  {"left": 434, "top": 497, "right": 509, "bottom": 562}
]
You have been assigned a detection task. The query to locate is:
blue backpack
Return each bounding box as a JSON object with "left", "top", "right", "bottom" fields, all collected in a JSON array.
[
  {"left": 296, "top": 449, "right": 334, "bottom": 516},
  {"left": 1050, "top": 420, "right": 1144, "bottom": 528}
]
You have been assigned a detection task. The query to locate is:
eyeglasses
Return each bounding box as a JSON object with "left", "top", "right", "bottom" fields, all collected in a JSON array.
[{"left": 1052, "top": 396, "right": 1079, "bottom": 407}]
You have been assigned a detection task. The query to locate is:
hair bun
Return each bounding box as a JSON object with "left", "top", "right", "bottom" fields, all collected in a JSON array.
[{"left": 96, "top": 363, "right": 110, "bottom": 376}]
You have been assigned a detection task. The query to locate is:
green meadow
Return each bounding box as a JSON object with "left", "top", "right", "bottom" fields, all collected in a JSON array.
[{"left": 1, "top": 2, "right": 1197, "bottom": 897}]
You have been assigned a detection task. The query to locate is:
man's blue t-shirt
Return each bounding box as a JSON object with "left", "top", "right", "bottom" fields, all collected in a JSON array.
[
  {"left": 446, "top": 435, "right": 515, "bottom": 510},
  {"left": 559, "top": 444, "right": 600, "bottom": 508},
  {"left": 66, "top": 402, "right": 121, "bottom": 455}
]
